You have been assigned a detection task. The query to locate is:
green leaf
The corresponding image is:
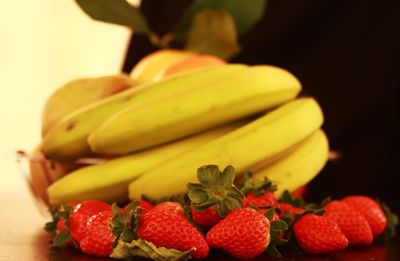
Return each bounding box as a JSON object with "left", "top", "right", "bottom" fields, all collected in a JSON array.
[
  {"left": 197, "top": 165, "right": 220, "bottom": 186},
  {"left": 377, "top": 200, "right": 399, "bottom": 242},
  {"left": 264, "top": 207, "right": 275, "bottom": 221},
  {"left": 176, "top": 0, "right": 266, "bottom": 36},
  {"left": 223, "top": 196, "right": 242, "bottom": 211},
  {"left": 188, "top": 189, "right": 208, "bottom": 204},
  {"left": 111, "top": 239, "right": 192, "bottom": 261},
  {"left": 185, "top": 10, "right": 240, "bottom": 59},
  {"left": 221, "top": 165, "right": 236, "bottom": 188},
  {"left": 265, "top": 244, "right": 282, "bottom": 258},
  {"left": 52, "top": 232, "right": 71, "bottom": 248},
  {"left": 75, "top": 0, "right": 152, "bottom": 35},
  {"left": 270, "top": 220, "right": 289, "bottom": 231}
]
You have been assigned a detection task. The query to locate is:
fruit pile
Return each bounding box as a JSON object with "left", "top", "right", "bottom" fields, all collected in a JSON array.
[
  {"left": 30, "top": 49, "right": 328, "bottom": 207},
  {"left": 45, "top": 165, "right": 398, "bottom": 260},
  {"left": 28, "top": 49, "right": 397, "bottom": 259}
]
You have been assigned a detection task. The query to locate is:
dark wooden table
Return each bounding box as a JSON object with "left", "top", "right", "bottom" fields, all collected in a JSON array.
[{"left": 1, "top": 191, "right": 399, "bottom": 261}]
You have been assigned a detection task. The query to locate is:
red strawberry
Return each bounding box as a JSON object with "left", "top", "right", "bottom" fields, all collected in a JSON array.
[
  {"left": 69, "top": 200, "right": 111, "bottom": 243},
  {"left": 139, "top": 199, "right": 153, "bottom": 215},
  {"left": 294, "top": 214, "right": 349, "bottom": 254},
  {"left": 207, "top": 207, "right": 271, "bottom": 260},
  {"left": 188, "top": 165, "right": 244, "bottom": 228},
  {"left": 54, "top": 202, "right": 78, "bottom": 234},
  {"left": 277, "top": 202, "right": 304, "bottom": 218},
  {"left": 244, "top": 191, "right": 277, "bottom": 208},
  {"left": 123, "top": 199, "right": 153, "bottom": 215},
  {"left": 292, "top": 185, "right": 307, "bottom": 197},
  {"left": 191, "top": 206, "right": 221, "bottom": 228},
  {"left": 240, "top": 173, "right": 277, "bottom": 209},
  {"left": 341, "top": 196, "right": 387, "bottom": 237},
  {"left": 324, "top": 200, "right": 373, "bottom": 246},
  {"left": 137, "top": 202, "right": 209, "bottom": 259},
  {"left": 80, "top": 210, "right": 115, "bottom": 257}
]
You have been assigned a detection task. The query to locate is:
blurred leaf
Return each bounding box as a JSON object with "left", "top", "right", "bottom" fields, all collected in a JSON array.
[
  {"left": 176, "top": 0, "right": 266, "bottom": 36},
  {"left": 75, "top": 0, "right": 152, "bottom": 35},
  {"left": 185, "top": 10, "right": 240, "bottom": 59}
]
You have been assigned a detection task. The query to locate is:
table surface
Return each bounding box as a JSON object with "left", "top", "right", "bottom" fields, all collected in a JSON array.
[{"left": 1, "top": 190, "right": 399, "bottom": 261}]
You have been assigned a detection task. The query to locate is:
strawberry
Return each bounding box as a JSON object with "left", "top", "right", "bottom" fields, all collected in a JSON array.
[
  {"left": 294, "top": 214, "right": 349, "bottom": 254},
  {"left": 292, "top": 185, "right": 307, "bottom": 197},
  {"left": 80, "top": 210, "right": 115, "bottom": 257},
  {"left": 191, "top": 206, "right": 221, "bottom": 228},
  {"left": 341, "top": 196, "right": 387, "bottom": 237},
  {"left": 69, "top": 200, "right": 112, "bottom": 243},
  {"left": 207, "top": 207, "right": 287, "bottom": 260},
  {"left": 123, "top": 199, "right": 153, "bottom": 215},
  {"left": 239, "top": 172, "right": 277, "bottom": 209},
  {"left": 244, "top": 192, "right": 277, "bottom": 208},
  {"left": 277, "top": 202, "right": 304, "bottom": 218},
  {"left": 276, "top": 190, "right": 305, "bottom": 218},
  {"left": 207, "top": 208, "right": 271, "bottom": 259},
  {"left": 324, "top": 200, "right": 373, "bottom": 246},
  {"left": 187, "top": 165, "right": 244, "bottom": 228},
  {"left": 139, "top": 199, "right": 153, "bottom": 215},
  {"left": 137, "top": 202, "right": 209, "bottom": 259}
]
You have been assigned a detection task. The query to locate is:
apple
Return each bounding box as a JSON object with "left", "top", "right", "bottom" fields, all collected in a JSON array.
[
  {"left": 130, "top": 49, "right": 194, "bottom": 83},
  {"left": 155, "top": 53, "right": 226, "bottom": 80}
]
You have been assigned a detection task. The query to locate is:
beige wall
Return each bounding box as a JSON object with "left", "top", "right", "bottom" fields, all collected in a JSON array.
[{"left": 0, "top": 1, "right": 134, "bottom": 191}]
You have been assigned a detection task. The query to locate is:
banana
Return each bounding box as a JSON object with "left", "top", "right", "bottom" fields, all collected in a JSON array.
[
  {"left": 128, "top": 98, "right": 324, "bottom": 200},
  {"left": 89, "top": 65, "right": 302, "bottom": 155},
  {"left": 252, "top": 129, "right": 329, "bottom": 198},
  {"left": 41, "top": 64, "right": 247, "bottom": 160},
  {"left": 46, "top": 121, "right": 246, "bottom": 205}
]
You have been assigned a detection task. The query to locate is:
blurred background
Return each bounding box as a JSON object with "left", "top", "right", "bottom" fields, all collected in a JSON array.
[
  {"left": 0, "top": 1, "right": 135, "bottom": 192},
  {"left": 124, "top": 0, "right": 400, "bottom": 213},
  {"left": 1, "top": 0, "right": 399, "bottom": 214}
]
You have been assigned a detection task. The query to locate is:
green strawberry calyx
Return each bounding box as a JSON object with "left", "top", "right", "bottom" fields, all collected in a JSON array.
[
  {"left": 44, "top": 204, "right": 76, "bottom": 248},
  {"left": 238, "top": 172, "right": 277, "bottom": 196},
  {"left": 187, "top": 165, "right": 244, "bottom": 217},
  {"left": 377, "top": 200, "right": 399, "bottom": 242},
  {"left": 264, "top": 207, "right": 290, "bottom": 258}
]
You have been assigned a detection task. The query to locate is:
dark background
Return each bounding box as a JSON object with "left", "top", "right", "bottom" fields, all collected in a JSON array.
[{"left": 122, "top": 0, "right": 400, "bottom": 214}]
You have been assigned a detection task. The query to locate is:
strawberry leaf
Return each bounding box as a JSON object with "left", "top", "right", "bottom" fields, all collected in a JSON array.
[
  {"left": 111, "top": 201, "right": 141, "bottom": 247},
  {"left": 265, "top": 244, "right": 282, "bottom": 258},
  {"left": 52, "top": 232, "right": 71, "bottom": 248},
  {"left": 187, "top": 165, "right": 244, "bottom": 218},
  {"left": 187, "top": 189, "right": 208, "bottom": 204},
  {"left": 75, "top": 0, "right": 153, "bottom": 35},
  {"left": 111, "top": 238, "right": 192, "bottom": 261},
  {"left": 221, "top": 165, "right": 236, "bottom": 188},
  {"left": 196, "top": 165, "right": 221, "bottom": 186},
  {"left": 279, "top": 190, "right": 305, "bottom": 208},
  {"left": 377, "top": 200, "right": 399, "bottom": 242},
  {"left": 44, "top": 207, "right": 60, "bottom": 232},
  {"left": 240, "top": 173, "right": 277, "bottom": 196},
  {"left": 264, "top": 207, "right": 275, "bottom": 221}
]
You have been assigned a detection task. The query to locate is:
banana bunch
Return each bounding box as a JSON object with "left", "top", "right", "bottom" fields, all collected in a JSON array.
[{"left": 39, "top": 56, "right": 328, "bottom": 206}]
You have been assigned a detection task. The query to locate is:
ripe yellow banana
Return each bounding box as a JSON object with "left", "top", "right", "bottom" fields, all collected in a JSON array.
[
  {"left": 89, "top": 65, "right": 302, "bottom": 155},
  {"left": 128, "top": 98, "right": 324, "bottom": 200},
  {"left": 41, "top": 64, "right": 246, "bottom": 160},
  {"left": 252, "top": 129, "right": 329, "bottom": 198},
  {"left": 46, "top": 121, "right": 246, "bottom": 205}
]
